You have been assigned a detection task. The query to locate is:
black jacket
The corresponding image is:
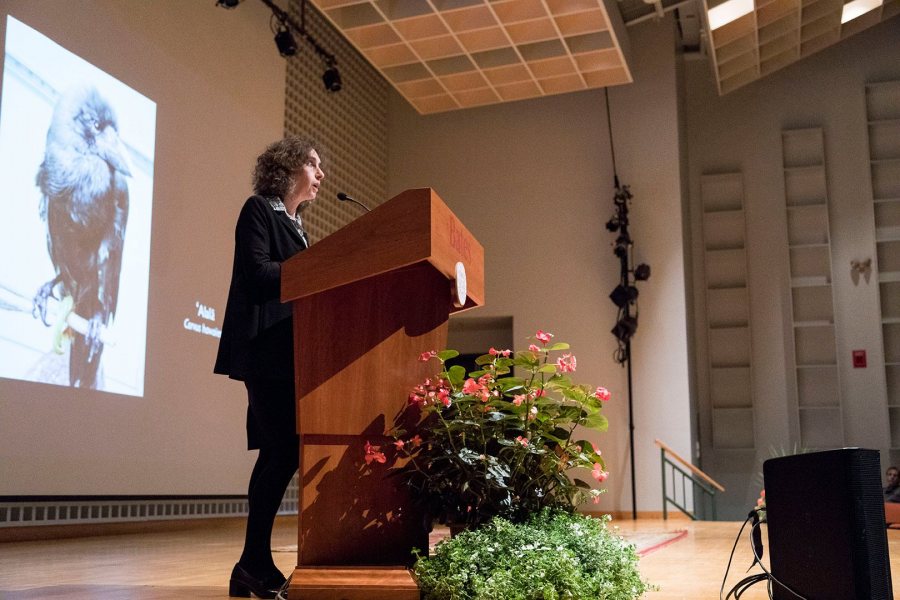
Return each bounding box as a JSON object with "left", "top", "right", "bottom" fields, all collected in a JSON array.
[{"left": 214, "top": 195, "right": 308, "bottom": 381}]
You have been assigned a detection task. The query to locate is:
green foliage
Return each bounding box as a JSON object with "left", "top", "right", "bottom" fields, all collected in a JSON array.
[
  {"left": 392, "top": 335, "right": 611, "bottom": 527},
  {"left": 413, "top": 509, "right": 650, "bottom": 600}
]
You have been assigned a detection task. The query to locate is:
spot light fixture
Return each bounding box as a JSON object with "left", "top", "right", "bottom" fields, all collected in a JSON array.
[
  {"left": 634, "top": 263, "right": 651, "bottom": 281},
  {"left": 274, "top": 22, "right": 298, "bottom": 57},
  {"left": 609, "top": 284, "right": 638, "bottom": 309},
  {"left": 322, "top": 61, "right": 342, "bottom": 92},
  {"left": 611, "top": 315, "right": 638, "bottom": 343}
]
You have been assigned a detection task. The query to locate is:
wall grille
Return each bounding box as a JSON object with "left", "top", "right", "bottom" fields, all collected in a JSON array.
[
  {"left": 0, "top": 477, "right": 299, "bottom": 528},
  {"left": 284, "top": 0, "right": 390, "bottom": 243}
]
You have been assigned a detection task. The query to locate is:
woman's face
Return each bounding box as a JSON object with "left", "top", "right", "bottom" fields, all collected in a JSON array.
[{"left": 287, "top": 149, "right": 324, "bottom": 209}]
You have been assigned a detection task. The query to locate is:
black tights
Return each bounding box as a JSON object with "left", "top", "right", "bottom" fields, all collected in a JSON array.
[{"left": 239, "top": 378, "right": 299, "bottom": 576}]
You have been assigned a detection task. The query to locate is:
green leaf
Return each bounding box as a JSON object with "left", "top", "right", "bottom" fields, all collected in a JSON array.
[
  {"left": 497, "top": 377, "right": 526, "bottom": 391},
  {"left": 447, "top": 365, "right": 466, "bottom": 386},
  {"left": 547, "top": 342, "right": 570, "bottom": 351},
  {"left": 538, "top": 364, "right": 557, "bottom": 374},
  {"left": 572, "top": 439, "right": 595, "bottom": 455},
  {"left": 437, "top": 349, "right": 459, "bottom": 361},
  {"left": 513, "top": 355, "right": 540, "bottom": 370},
  {"left": 549, "top": 426, "right": 570, "bottom": 441},
  {"left": 475, "top": 354, "right": 494, "bottom": 366},
  {"left": 582, "top": 413, "right": 609, "bottom": 431}
]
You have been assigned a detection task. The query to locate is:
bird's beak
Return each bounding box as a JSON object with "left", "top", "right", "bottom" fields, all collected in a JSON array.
[{"left": 96, "top": 127, "right": 134, "bottom": 177}]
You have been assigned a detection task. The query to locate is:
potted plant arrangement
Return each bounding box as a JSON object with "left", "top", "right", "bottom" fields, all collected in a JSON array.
[
  {"left": 364, "top": 329, "right": 650, "bottom": 599},
  {"left": 412, "top": 508, "right": 649, "bottom": 600}
]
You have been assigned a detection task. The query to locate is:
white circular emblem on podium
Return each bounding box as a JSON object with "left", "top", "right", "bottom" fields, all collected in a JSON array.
[{"left": 453, "top": 261, "right": 467, "bottom": 308}]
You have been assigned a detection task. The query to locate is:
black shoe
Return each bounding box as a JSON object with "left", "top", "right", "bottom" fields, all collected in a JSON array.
[{"left": 229, "top": 563, "right": 286, "bottom": 599}]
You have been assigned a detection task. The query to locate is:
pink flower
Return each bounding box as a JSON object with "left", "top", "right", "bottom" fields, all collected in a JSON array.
[
  {"left": 592, "top": 495, "right": 601, "bottom": 505},
  {"left": 393, "top": 439, "right": 405, "bottom": 449},
  {"left": 462, "top": 378, "right": 482, "bottom": 394},
  {"left": 418, "top": 350, "right": 437, "bottom": 362},
  {"left": 489, "top": 347, "right": 512, "bottom": 357},
  {"left": 528, "top": 406, "right": 538, "bottom": 420},
  {"left": 515, "top": 435, "right": 528, "bottom": 446},
  {"left": 535, "top": 330, "right": 554, "bottom": 345},
  {"left": 528, "top": 344, "right": 540, "bottom": 353},
  {"left": 533, "top": 388, "right": 546, "bottom": 398},
  {"left": 409, "top": 435, "right": 422, "bottom": 448},
  {"left": 410, "top": 378, "right": 453, "bottom": 408},
  {"left": 364, "top": 441, "right": 386, "bottom": 465},
  {"left": 512, "top": 394, "right": 526, "bottom": 406},
  {"left": 556, "top": 353, "right": 576, "bottom": 373},
  {"left": 591, "top": 463, "right": 609, "bottom": 482},
  {"left": 593, "top": 387, "right": 611, "bottom": 402},
  {"left": 408, "top": 393, "right": 423, "bottom": 406}
]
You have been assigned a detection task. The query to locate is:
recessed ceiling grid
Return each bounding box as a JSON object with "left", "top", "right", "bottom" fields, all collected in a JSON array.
[
  {"left": 702, "top": 0, "right": 899, "bottom": 94},
  {"left": 310, "top": 0, "right": 633, "bottom": 114}
]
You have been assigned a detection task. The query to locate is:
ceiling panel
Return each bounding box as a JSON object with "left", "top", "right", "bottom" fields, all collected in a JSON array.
[{"left": 310, "top": 0, "right": 634, "bottom": 113}]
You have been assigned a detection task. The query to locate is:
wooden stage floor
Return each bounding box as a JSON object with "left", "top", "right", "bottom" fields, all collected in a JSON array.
[{"left": 1, "top": 516, "right": 898, "bottom": 599}]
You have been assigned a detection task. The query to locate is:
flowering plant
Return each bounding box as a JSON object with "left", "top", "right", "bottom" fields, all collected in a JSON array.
[
  {"left": 380, "top": 330, "right": 611, "bottom": 527},
  {"left": 413, "top": 509, "right": 650, "bottom": 600}
]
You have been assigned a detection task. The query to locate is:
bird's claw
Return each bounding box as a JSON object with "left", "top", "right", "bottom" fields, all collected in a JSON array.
[{"left": 32, "top": 281, "right": 59, "bottom": 326}]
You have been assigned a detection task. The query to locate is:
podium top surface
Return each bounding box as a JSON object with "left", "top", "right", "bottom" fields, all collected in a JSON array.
[{"left": 281, "top": 188, "right": 484, "bottom": 311}]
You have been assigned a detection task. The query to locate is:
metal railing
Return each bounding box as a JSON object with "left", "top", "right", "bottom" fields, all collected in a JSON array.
[{"left": 655, "top": 439, "right": 725, "bottom": 520}]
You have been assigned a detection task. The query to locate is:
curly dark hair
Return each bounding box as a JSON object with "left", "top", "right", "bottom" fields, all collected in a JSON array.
[{"left": 251, "top": 136, "right": 320, "bottom": 199}]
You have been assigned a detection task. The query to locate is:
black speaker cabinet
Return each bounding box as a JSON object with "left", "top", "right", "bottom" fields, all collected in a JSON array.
[{"left": 763, "top": 448, "right": 892, "bottom": 599}]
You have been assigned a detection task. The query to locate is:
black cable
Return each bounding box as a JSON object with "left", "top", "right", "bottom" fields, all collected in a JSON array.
[
  {"left": 603, "top": 87, "right": 618, "bottom": 187},
  {"left": 748, "top": 521, "right": 807, "bottom": 600},
  {"left": 719, "top": 511, "right": 809, "bottom": 600},
  {"left": 720, "top": 513, "right": 753, "bottom": 600}
]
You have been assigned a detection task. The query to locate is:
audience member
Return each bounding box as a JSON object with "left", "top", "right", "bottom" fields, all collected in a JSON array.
[{"left": 884, "top": 466, "right": 900, "bottom": 502}]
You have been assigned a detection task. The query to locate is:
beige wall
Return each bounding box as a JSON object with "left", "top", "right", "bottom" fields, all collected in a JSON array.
[
  {"left": 387, "top": 16, "right": 692, "bottom": 514},
  {"left": 685, "top": 18, "right": 900, "bottom": 517}
]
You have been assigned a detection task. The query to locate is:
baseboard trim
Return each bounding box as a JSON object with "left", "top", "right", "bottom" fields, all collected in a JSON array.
[{"left": 0, "top": 514, "right": 297, "bottom": 543}]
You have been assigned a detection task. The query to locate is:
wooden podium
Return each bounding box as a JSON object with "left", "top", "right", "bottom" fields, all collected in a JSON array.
[{"left": 280, "top": 188, "right": 484, "bottom": 599}]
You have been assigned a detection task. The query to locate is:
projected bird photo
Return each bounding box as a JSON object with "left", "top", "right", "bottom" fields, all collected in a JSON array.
[
  {"left": 33, "top": 86, "right": 131, "bottom": 389},
  {"left": 0, "top": 15, "right": 156, "bottom": 396}
]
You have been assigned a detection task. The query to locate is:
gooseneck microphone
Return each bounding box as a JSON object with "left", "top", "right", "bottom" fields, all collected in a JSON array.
[{"left": 336, "top": 192, "right": 371, "bottom": 212}]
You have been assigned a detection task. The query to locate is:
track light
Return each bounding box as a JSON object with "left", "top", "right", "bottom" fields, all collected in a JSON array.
[
  {"left": 274, "top": 24, "right": 297, "bottom": 57},
  {"left": 219, "top": 0, "right": 343, "bottom": 92},
  {"left": 322, "top": 64, "right": 342, "bottom": 92}
]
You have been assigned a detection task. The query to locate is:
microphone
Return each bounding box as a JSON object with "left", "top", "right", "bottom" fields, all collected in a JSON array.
[{"left": 336, "top": 191, "right": 370, "bottom": 212}]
